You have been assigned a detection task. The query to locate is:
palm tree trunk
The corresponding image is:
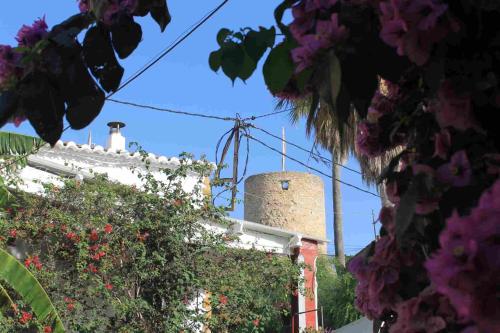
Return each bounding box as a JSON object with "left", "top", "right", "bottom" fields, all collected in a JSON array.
[
  {"left": 379, "top": 183, "right": 392, "bottom": 207},
  {"left": 332, "top": 153, "right": 345, "bottom": 268}
]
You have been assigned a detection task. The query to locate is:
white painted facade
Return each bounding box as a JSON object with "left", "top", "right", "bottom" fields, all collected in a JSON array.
[{"left": 8, "top": 130, "right": 327, "bottom": 332}]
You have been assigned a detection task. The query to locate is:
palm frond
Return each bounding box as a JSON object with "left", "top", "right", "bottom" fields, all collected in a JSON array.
[{"left": 0, "top": 132, "right": 43, "bottom": 156}]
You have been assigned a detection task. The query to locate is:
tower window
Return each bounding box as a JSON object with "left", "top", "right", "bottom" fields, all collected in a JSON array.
[{"left": 280, "top": 180, "right": 290, "bottom": 190}]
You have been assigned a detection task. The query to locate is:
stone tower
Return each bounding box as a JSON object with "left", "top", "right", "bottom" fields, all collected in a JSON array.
[{"left": 244, "top": 171, "right": 327, "bottom": 250}]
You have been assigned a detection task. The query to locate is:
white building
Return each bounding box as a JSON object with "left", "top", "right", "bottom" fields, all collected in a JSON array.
[{"left": 9, "top": 123, "right": 328, "bottom": 332}]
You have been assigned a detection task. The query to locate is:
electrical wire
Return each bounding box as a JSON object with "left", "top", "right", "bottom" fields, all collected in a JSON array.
[
  {"left": 108, "top": 98, "right": 237, "bottom": 121},
  {"left": 107, "top": 0, "right": 230, "bottom": 99},
  {"left": 249, "top": 124, "right": 363, "bottom": 175},
  {"left": 244, "top": 133, "right": 380, "bottom": 198}
]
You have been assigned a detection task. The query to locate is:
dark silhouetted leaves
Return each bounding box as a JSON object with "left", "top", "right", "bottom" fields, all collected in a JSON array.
[
  {"left": 150, "top": 1, "right": 171, "bottom": 32},
  {"left": 18, "top": 73, "right": 64, "bottom": 145},
  {"left": 48, "top": 13, "right": 94, "bottom": 47},
  {"left": 243, "top": 27, "right": 275, "bottom": 63},
  {"left": 217, "top": 28, "right": 231, "bottom": 46},
  {"left": 209, "top": 49, "right": 222, "bottom": 71},
  {"left": 221, "top": 42, "right": 246, "bottom": 82},
  {"left": 57, "top": 43, "right": 105, "bottom": 130},
  {"left": 83, "top": 25, "right": 124, "bottom": 93},
  {"left": 395, "top": 178, "right": 418, "bottom": 242},
  {"left": 111, "top": 17, "right": 142, "bottom": 59},
  {"left": 263, "top": 42, "right": 294, "bottom": 94},
  {"left": 0, "top": 92, "right": 18, "bottom": 128}
]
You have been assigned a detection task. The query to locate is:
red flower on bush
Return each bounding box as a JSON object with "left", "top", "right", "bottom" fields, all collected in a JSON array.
[
  {"left": 89, "top": 229, "right": 98, "bottom": 241},
  {"left": 43, "top": 326, "right": 53, "bottom": 333},
  {"left": 9, "top": 229, "right": 17, "bottom": 238},
  {"left": 104, "top": 224, "right": 113, "bottom": 234},
  {"left": 105, "top": 283, "right": 113, "bottom": 290},
  {"left": 88, "top": 263, "right": 98, "bottom": 273},
  {"left": 219, "top": 294, "right": 228, "bottom": 305},
  {"left": 19, "top": 311, "right": 32, "bottom": 324},
  {"left": 252, "top": 318, "right": 260, "bottom": 326}
]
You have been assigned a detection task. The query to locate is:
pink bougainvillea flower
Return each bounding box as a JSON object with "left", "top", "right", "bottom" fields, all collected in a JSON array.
[
  {"left": 435, "top": 81, "right": 479, "bottom": 132},
  {"left": 389, "top": 287, "right": 455, "bottom": 333},
  {"left": 426, "top": 180, "right": 500, "bottom": 332},
  {"left": 348, "top": 235, "right": 402, "bottom": 319},
  {"left": 16, "top": 17, "right": 48, "bottom": 48},
  {"left": 78, "top": 0, "right": 89, "bottom": 13},
  {"left": 433, "top": 129, "right": 451, "bottom": 159},
  {"left": 379, "top": 0, "right": 449, "bottom": 66},
  {"left": 436, "top": 150, "right": 472, "bottom": 187},
  {"left": 356, "top": 121, "right": 384, "bottom": 158},
  {"left": 385, "top": 180, "right": 400, "bottom": 205}
]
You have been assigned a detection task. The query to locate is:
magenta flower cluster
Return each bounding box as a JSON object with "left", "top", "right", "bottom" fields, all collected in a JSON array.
[
  {"left": 16, "top": 17, "right": 48, "bottom": 48},
  {"left": 1, "top": 17, "right": 48, "bottom": 127},
  {"left": 289, "top": 0, "right": 348, "bottom": 72},
  {"left": 389, "top": 287, "right": 458, "bottom": 333},
  {"left": 425, "top": 180, "right": 500, "bottom": 333},
  {"left": 348, "top": 215, "right": 402, "bottom": 319},
  {"left": 379, "top": 0, "right": 452, "bottom": 65},
  {"left": 78, "top": 0, "right": 137, "bottom": 25}
]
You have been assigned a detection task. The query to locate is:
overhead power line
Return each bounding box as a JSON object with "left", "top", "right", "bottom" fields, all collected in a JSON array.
[
  {"left": 244, "top": 133, "right": 380, "bottom": 198},
  {"left": 107, "top": 0, "right": 230, "bottom": 98},
  {"left": 249, "top": 124, "right": 363, "bottom": 175},
  {"left": 108, "top": 98, "right": 237, "bottom": 121}
]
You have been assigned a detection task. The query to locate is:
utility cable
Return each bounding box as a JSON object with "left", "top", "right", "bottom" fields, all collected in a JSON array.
[
  {"left": 244, "top": 133, "right": 380, "bottom": 198},
  {"left": 108, "top": 98, "right": 237, "bottom": 121},
  {"left": 107, "top": 0, "right": 230, "bottom": 98}
]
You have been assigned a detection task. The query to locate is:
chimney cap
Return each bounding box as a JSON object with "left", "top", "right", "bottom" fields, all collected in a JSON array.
[{"left": 107, "top": 121, "right": 126, "bottom": 129}]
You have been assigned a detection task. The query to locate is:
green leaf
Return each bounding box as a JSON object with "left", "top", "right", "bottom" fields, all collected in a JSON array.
[
  {"left": 209, "top": 49, "right": 222, "bottom": 72},
  {"left": 243, "top": 27, "right": 276, "bottom": 63},
  {"left": 329, "top": 53, "right": 342, "bottom": 108},
  {"left": 263, "top": 43, "right": 294, "bottom": 94},
  {"left": 0, "top": 248, "right": 65, "bottom": 332},
  {"left": 239, "top": 53, "right": 257, "bottom": 82},
  {"left": 274, "top": 0, "right": 294, "bottom": 35},
  {"left": 0, "top": 131, "right": 43, "bottom": 156},
  {"left": 111, "top": 17, "right": 143, "bottom": 59},
  {"left": 220, "top": 42, "right": 246, "bottom": 83},
  {"left": 0, "top": 283, "right": 15, "bottom": 320},
  {"left": 217, "top": 28, "right": 232, "bottom": 46},
  {"left": 150, "top": 1, "right": 171, "bottom": 32}
]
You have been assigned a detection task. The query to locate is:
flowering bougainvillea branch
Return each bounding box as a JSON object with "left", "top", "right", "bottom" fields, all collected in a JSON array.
[
  {"left": 211, "top": 1, "right": 500, "bottom": 332},
  {"left": 0, "top": 0, "right": 171, "bottom": 145}
]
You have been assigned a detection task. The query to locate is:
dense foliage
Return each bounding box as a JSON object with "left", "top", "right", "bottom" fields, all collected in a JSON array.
[
  {"left": 0, "top": 157, "right": 301, "bottom": 332},
  {"left": 211, "top": 1, "right": 500, "bottom": 332},
  {"left": 316, "top": 256, "right": 360, "bottom": 330},
  {"left": 0, "top": 0, "right": 171, "bottom": 144}
]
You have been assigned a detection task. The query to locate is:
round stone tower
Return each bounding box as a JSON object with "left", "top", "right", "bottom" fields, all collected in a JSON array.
[{"left": 244, "top": 171, "right": 327, "bottom": 247}]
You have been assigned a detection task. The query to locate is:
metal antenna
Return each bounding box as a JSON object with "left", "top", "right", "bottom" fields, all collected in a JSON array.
[{"left": 281, "top": 127, "right": 286, "bottom": 172}]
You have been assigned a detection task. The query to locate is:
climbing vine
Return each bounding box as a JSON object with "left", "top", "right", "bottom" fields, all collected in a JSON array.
[{"left": 0, "top": 156, "right": 301, "bottom": 332}]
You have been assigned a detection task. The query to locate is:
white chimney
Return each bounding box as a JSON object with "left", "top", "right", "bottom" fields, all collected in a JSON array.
[{"left": 106, "top": 122, "right": 126, "bottom": 152}]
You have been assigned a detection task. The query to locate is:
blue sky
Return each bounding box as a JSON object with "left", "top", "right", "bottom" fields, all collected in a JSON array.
[{"left": 1, "top": 0, "right": 381, "bottom": 255}]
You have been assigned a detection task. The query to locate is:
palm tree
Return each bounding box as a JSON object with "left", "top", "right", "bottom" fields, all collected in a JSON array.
[{"left": 281, "top": 94, "right": 400, "bottom": 267}]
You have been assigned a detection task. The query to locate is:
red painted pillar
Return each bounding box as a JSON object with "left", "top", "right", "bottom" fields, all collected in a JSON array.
[
  {"left": 291, "top": 239, "right": 319, "bottom": 332},
  {"left": 300, "top": 239, "right": 319, "bottom": 329}
]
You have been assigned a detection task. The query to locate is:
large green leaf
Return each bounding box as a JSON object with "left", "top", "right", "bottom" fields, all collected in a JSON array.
[
  {"left": 0, "top": 248, "right": 65, "bottom": 332},
  {"left": 0, "top": 131, "right": 43, "bottom": 156},
  {"left": 263, "top": 42, "right": 294, "bottom": 94}
]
